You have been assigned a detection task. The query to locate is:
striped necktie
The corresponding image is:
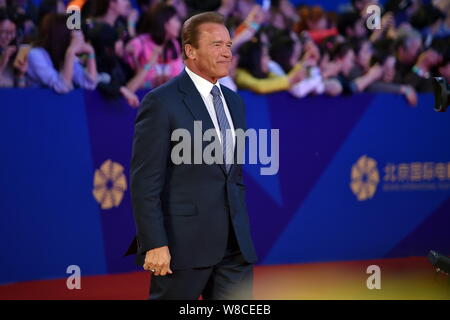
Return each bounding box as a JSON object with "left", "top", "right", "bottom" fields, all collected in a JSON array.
[{"left": 210, "top": 85, "right": 233, "bottom": 173}]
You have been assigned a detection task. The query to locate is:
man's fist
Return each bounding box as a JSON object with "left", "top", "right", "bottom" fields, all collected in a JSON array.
[{"left": 143, "top": 246, "right": 173, "bottom": 276}]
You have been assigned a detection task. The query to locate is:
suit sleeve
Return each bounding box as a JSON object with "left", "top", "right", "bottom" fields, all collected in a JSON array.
[{"left": 130, "top": 93, "right": 170, "bottom": 255}]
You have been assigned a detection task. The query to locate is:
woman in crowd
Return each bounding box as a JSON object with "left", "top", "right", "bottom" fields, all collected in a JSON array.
[
  {"left": 86, "top": 0, "right": 139, "bottom": 106},
  {"left": 26, "top": 13, "right": 98, "bottom": 93},
  {"left": 235, "top": 35, "right": 304, "bottom": 95},
  {"left": 269, "top": 31, "right": 342, "bottom": 97},
  {"left": 88, "top": 21, "right": 138, "bottom": 106},
  {"left": 0, "top": 8, "right": 26, "bottom": 87},
  {"left": 124, "top": 2, "right": 182, "bottom": 91}
]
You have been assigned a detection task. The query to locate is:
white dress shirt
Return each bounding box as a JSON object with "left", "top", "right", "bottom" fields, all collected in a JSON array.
[{"left": 185, "top": 66, "right": 236, "bottom": 148}]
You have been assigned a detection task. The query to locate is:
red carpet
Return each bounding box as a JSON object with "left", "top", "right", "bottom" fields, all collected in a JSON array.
[{"left": 1, "top": 257, "right": 448, "bottom": 300}]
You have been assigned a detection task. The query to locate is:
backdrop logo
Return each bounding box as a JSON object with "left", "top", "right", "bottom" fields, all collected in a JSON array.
[
  {"left": 350, "top": 155, "right": 380, "bottom": 201},
  {"left": 382, "top": 161, "right": 450, "bottom": 191},
  {"left": 93, "top": 159, "right": 127, "bottom": 209}
]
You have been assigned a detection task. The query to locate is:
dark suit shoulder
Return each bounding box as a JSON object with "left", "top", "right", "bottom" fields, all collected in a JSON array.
[
  {"left": 220, "top": 83, "right": 245, "bottom": 111},
  {"left": 220, "top": 83, "right": 238, "bottom": 99},
  {"left": 142, "top": 75, "right": 180, "bottom": 101}
]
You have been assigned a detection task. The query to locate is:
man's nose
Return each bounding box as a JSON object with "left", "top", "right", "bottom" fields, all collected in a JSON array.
[{"left": 222, "top": 47, "right": 232, "bottom": 59}]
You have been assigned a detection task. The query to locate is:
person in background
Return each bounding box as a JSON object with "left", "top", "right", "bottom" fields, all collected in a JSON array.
[
  {"left": 124, "top": 2, "right": 183, "bottom": 91},
  {"left": 393, "top": 28, "right": 422, "bottom": 83},
  {"left": 269, "top": 31, "right": 342, "bottom": 97},
  {"left": 336, "top": 11, "right": 367, "bottom": 39},
  {"left": 0, "top": 8, "right": 26, "bottom": 87},
  {"left": 395, "top": 30, "right": 443, "bottom": 92},
  {"left": 219, "top": 3, "right": 266, "bottom": 92},
  {"left": 235, "top": 36, "right": 304, "bottom": 94},
  {"left": 366, "top": 41, "right": 418, "bottom": 106},
  {"left": 3, "top": 0, "right": 37, "bottom": 41},
  {"left": 37, "top": 0, "right": 65, "bottom": 26},
  {"left": 165, "top": 0, "right": 188, "bottom": 21},
  {"left": 268, "top": 5, "right": 289, "bottom": 31},
  {"left": 318, "top": 34, "right": 344, "bottom": 81},
  {"left": 85, "top": 0, "right": 131, "bottom": 61},
  {"left": 85, "top": 0, "right": 139, "bottom": 105},
  {"left": 269, "top": 31, "right": 319, "bottom": 97},
  {"left": 331, "top": 42, "right": 383, "bottom": 95},
  {"left": 410, "top": 3, "right": 449, "bottom": 42},
  {"left": 216, "top": 0, "right": 237, "bottom": 21},
  {"left": 296, "top": 5, "right": 338, "bottom": 43},
  {"left": 350, "top": 0, "right": 375, "bottom": 15},
  {"left": 233, "top": 0, "right": 256, "bottom": 25},
  {"left": 349, "top": 37, "right": 372, "bottom": 74},
  {"left": 230, "top": 4, "right": 265, "bottom": 54},
  {"left": 26, "top": 13, "right": 98, "bottom": 93},
  {"left": 88, "top": 0, "right": 133, "bottom": 39},
  {"left": 88, "top": 21, "right": 138, "bottom": 106}
]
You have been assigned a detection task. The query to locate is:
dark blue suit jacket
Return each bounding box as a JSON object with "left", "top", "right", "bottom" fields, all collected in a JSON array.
[{"left": 128, "top": 70, "right": 258, "bottom": 269}]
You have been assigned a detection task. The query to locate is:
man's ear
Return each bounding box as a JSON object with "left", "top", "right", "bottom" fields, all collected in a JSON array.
[{"left": 185, "top": 44, "right": 196, "bottom": 60}]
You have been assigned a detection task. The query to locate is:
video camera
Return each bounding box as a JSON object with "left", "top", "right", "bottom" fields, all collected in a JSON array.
[{"left": 432, "top": 77, "right": 450, "bottom": 112}]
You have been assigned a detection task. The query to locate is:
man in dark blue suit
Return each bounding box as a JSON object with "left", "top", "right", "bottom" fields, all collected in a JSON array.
[{"left": 129, "top": 11, "right": 258, "bottom": 300}]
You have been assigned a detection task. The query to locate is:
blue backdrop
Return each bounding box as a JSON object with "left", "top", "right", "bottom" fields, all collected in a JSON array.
[{"left": 1, "top": 88, "right": 449, "bottom": 285}]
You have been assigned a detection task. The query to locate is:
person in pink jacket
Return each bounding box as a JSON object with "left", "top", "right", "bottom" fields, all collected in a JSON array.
[{"left": 124, "top": 2, "right": 183, "bottom": 92}]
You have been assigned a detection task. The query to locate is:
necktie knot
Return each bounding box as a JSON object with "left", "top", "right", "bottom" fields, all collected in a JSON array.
[{"left": 210, "top": 85, "right": 221, "bottom": 98}]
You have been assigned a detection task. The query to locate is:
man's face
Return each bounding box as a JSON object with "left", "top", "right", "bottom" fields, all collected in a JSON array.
[{"left": 187, "top": 23, "right": 232, "bottom": 82}]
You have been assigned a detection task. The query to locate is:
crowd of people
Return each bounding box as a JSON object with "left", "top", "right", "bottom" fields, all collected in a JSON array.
[{"left": 0, "top": 0, "right": 449, "bottom": 107}]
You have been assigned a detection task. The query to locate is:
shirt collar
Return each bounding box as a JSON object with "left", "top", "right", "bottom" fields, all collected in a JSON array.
[{"left": 185, "top": 66, "right": 223, "bottom": 99}]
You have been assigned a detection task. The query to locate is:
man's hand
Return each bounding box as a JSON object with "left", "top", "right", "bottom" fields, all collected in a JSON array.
[{"left": 143, "top": 246, "right": 173, "bottom": 276}]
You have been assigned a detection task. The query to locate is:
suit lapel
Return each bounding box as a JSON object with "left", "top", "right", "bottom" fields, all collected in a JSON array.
[
  {"left": 221, "top": 87, "right": 245, "bottom": 176},
  {"left": 178, "top": 70, "right": 227, "bottom": 176},
  {"left": 221, "top": 87, "right": 244, "bottom": 131},
  {"left": 178, "top": 70, "right": 215, "bottom": 133}
]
